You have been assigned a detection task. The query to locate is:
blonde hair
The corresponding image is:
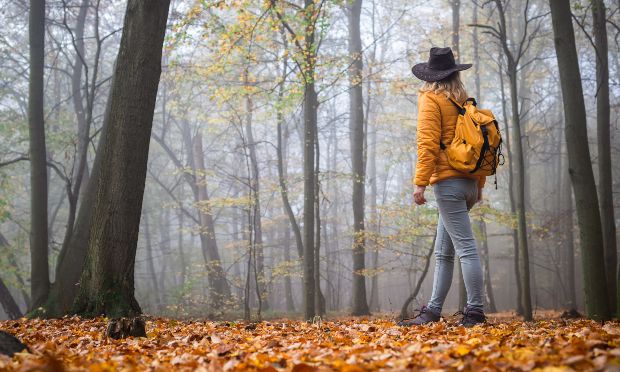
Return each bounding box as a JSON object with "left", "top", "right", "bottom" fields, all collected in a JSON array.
[{"left": 418, "top": 72, "right": 468, "bottom": 104}]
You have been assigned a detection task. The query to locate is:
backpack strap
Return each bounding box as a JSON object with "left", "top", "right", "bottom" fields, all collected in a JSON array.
[{"left": 448, "top": 98, "right": 466, "bottom": 115}]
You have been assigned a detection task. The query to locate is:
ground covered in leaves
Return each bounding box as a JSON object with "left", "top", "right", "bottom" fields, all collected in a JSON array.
[{"left": 1, "top": 313, "right": 620, "bottom": 371}]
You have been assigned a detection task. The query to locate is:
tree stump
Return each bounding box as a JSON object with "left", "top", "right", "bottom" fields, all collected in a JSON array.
[
  {"left": 0, "top": 330, "right": 28, "bottom": 357},
  {"left": 105, "top": 317, "right": 146, "bottom": 339}
]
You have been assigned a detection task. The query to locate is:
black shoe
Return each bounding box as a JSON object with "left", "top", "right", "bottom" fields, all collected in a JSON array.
[
  {"left": 398, "top": 305, "right": 441, "bottom": 326},
  {"left": 457, "top": 307, "right": 486, "bottom": 327}
]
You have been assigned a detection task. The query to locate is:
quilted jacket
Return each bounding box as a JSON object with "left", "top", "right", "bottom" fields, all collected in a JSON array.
[{"left": 413, "top": 91, "right": 486, "bottom": 188}]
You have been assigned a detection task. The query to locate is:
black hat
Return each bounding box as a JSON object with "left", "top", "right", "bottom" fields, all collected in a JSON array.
[{"left": 411, "top": 47, "right": 472, "bottom": 82}]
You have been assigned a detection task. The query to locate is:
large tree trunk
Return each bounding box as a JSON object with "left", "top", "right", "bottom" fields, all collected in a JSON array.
[
  {"left": 72, "top": 0, "right": 170, "bottom": 318},
  {"left": 592, "top": 0, "right": 617, "bottom": 315},
  {"left": 549, "top": 0, "right": 610, "bottom": 320},
  {"left": 28, "top": 0, "right": 50, "bottom": 312},
  {"left": 347, "top": 0, "right": 369, "bottom": 316}
]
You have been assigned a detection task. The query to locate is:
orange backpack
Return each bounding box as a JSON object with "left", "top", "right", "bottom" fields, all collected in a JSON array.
[{"left": 441, "top": 98, "right": 504, "bottom": 180}]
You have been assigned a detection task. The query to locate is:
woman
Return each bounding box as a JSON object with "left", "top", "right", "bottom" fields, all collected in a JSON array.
[{"left": 400, "top": 47, "right": 486, "bottom": 327}]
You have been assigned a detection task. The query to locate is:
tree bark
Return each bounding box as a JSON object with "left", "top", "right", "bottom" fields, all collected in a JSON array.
[
  {"left": 592, "top": 0, "right": 617, "bottom": 315},
  {"left": 347, "top": 0, "right": 370, "bottom": 316},
  {"left": 72, "top": 0, "right": 171, "bottom": 318},
  {"left": 28, "top": 0, "right": 50, "bottom": 312},
  {"left": 549, "top": 0, "right": 610, "bottom": 320}
]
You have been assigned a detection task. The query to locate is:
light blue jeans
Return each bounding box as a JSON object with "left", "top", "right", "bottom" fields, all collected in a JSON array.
[{"left": 427, "top": 178, "right": 484, "bottom": 314}]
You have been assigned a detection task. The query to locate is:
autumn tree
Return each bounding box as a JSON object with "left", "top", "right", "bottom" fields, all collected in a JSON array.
[{"left": 72, "top": 0, "right": 171, "bottom": 317}]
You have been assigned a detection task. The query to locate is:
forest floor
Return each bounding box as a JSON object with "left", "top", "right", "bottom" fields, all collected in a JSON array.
[{"left": 1, "top": 311, "right": 620, "bottom": 371}]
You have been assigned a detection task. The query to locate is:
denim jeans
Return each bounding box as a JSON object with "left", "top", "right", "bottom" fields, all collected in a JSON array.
[{"left": 427, "top": 178, "right": 484, "bottom": 314}]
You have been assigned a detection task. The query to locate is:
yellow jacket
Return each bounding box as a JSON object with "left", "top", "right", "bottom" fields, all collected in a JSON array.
[{"left": 414, "top": 91, "right": 486, "bottom": 188}]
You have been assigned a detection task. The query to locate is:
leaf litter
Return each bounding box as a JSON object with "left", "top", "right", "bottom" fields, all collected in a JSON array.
[{"left": 1, "top": 313, "right": 619, "bottom": 371}]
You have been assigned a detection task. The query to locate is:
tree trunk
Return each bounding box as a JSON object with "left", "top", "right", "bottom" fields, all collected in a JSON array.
[
  {"left": 301, "top": 0, "right": 318, "bottom": 320},
  {"left": 478, "top": 219, "right": 497, "bottom": 312},
  {"left": 498, "top": 55, "right": 522, "bottom": 315},
  {"left": 283, "top": 219, "right": 295, "bottom": 312},
  {"left": 549, "top": 0, "right": 610, "bottom": 320},
  {"left": 592, "top": 0, "right": 617, "bottom": 315},
  {"left": 61, "top": 0, "right": 90, "bottom": 252},
  {"left": 244, "top": 86, "right": 268, "bottom": 311},
  {"left": 28, "top": 0, "right": 50, "bottom": 312},
  {"left": 562, "top": 159, "right": 577, "bottom": 310},
  {"left": 347, "top": 0, "right": 370, "bottom": 316},
  {"left": 192, "top": 133, "right": 231, "bottom": 309},
  {"left": 142, "top": 213, "right": 162, "bottom": 313},
  {"left": 0, "top": 277, "right": 23, "bottom": 320},
  {"left": 72, "top": 0, "right": 170, "bottom": 318},
  {"left": 450, "top": 0, "right": 467, "bottom": 312},
  {"left": 44, "top": 83, "right": 111, "bottom": 318},
  {"left": 507, "top": 65, "right": 532, "bottom": 321},
  {"left": 400, "top": 239, "right": 435, "bottom": 319},
  {"left": 177, "top": 207, "right": 186, "bottom": 290},
  {"left": 276, "top": 33, "right": 303, "bottom": 263},
  {"left": 472, "top": 4, "right": 495, "bottom": 313},
  {"left": 368, "top": 121, "right": 379, "bottom": 312},
  {"left": 0, "top": 234, "right": 24, "bottom": 319}
]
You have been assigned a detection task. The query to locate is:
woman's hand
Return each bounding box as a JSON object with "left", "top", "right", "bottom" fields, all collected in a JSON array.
[
  {"left": 477, "top": 187, "right": 483, "bottom": 203},
  {"left": 414, "top": 185, "right": 427, "bottom": 205}
]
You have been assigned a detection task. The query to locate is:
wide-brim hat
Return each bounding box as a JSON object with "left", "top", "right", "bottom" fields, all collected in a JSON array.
[{"left": 411, "top": 47, "right": 472, "bottom": 82}]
